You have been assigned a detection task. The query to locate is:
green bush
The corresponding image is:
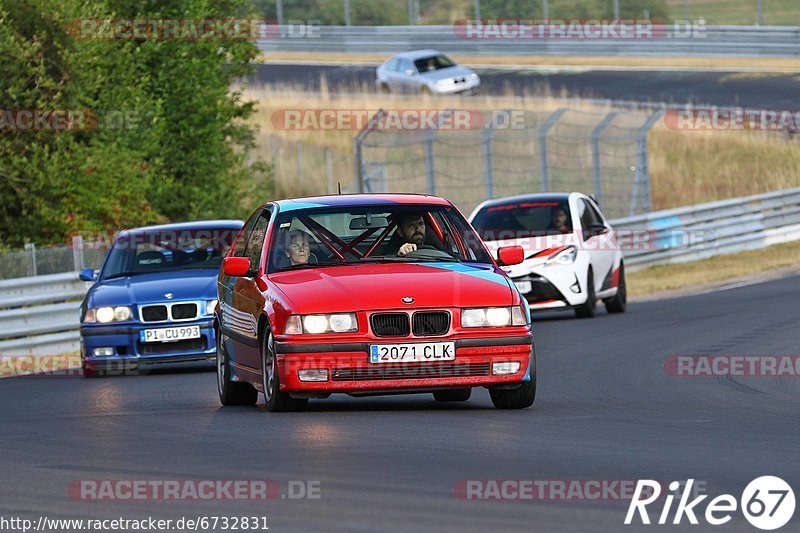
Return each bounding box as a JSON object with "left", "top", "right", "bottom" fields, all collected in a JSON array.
[{"left": 0, "top": 0, "right": 271, "bottom": 247}]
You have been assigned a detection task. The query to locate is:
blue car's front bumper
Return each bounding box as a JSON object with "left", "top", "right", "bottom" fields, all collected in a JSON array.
[{"left": 81, "top": 318, "right": 216, "bottom": 372}]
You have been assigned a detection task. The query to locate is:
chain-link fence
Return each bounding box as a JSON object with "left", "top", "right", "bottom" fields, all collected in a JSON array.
[
  {"left": 267, "top": 135, "right": 356, "bottom": 197},
  {"left": 355, "top": 108, "right": 662, "bottom": 219},
  {"left": 0, "top": 238, "right": 109, "bottom": 280}
]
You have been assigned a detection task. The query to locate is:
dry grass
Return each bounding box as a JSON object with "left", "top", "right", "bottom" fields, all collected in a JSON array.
[
  {"left": 258, "top": 52, "right": 800, "bottom": 72},
  {"left": 648, "top": 127, "right": 800, "bottom": 210},
  {"left": 628, "top": 239, "right": 800, "bottom": 297}
]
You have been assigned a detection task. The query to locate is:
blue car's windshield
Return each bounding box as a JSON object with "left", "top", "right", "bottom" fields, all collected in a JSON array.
[{"left": 101, "top": 228, "right": 238, "bottom": 279}]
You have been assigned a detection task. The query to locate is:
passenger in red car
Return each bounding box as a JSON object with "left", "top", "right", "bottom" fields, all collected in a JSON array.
[{"left": 285, "top": 230, "right": 313, "bottom": 265}]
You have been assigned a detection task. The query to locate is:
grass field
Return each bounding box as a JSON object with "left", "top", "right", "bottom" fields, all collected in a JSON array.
[
  {"left": 628, "top": 239, "right": 800, "bottom": 297},
  {"left": 664, "top": 0, "right": 800, "bottom": 25}
]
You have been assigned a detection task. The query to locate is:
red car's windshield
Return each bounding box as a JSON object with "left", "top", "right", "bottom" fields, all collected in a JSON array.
[{"left": 268, "top": 204, "right": 492, "bottom": 272}]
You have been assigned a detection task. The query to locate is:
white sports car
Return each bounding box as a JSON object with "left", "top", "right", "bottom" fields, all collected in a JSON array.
[{"left": 469, "top": 193, "right": 626, "bottom": 318}]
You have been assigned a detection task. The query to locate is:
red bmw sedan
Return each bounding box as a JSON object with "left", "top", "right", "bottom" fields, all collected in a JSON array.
[{"left": 215, "top": 194, "right": 536, "bottom": 411}]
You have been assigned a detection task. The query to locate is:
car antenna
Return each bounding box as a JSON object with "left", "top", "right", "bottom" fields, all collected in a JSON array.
[{"left": 338, "top": 182, "right": 342, "bottom": 195}]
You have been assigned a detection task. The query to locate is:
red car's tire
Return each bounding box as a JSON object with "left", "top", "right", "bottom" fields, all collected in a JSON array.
[
  {"left": 433, "top": 388, "right": 472, "bottom": 402},
  {"left": 216, "top": 328, "right": 258, "bottom": 406},
  {"left": 262, "top": 331, "right": 308, "bottom": 413},
  {"left": 489, "top": 346, "right": 537, "bottom": 409}
]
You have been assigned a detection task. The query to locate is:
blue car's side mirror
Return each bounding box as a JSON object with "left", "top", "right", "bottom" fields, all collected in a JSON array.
[{"left": 79, "top": 268, "right": 97, "bottom": 282}]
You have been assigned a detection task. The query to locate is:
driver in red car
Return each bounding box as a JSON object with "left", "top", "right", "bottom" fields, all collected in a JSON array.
[{"left": 395, "top": 214, "right": 427, "bottom": 256}]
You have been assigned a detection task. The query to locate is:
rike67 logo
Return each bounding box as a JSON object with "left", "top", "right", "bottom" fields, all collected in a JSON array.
[{"left": 626, "top": 477, "right": 795, "bottom": 530}]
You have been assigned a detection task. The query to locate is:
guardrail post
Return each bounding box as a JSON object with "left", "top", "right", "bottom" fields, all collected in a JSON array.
[
  {"left": 24, "top": 243, "right": 37, "bottom": 277},
  {"left": 538, "top": 108, "right": 567, "bottom": 193},
  {"left": 424, "top": 129, "right": 436, "bottom": 195},
  {"left": 591, "top": 111, "right": 618, "bottom": 207},
  {"left": 72, "top": 236, "right": 84, "bottom": 271}
]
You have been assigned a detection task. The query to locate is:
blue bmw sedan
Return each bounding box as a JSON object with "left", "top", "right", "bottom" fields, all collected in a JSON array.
[{"left": 79, "top": 220, "right": 243, "bottom": 376}]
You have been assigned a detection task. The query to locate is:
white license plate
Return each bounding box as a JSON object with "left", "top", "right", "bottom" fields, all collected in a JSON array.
[
  {"left": 141, "top": 325, "right": 201, "bottom": 343},
  {"left": 515, "top": 280, "right": 532, "bottom": 294},
  {"left": 369, "top": 342, "right": 455, "bottom": 364}
]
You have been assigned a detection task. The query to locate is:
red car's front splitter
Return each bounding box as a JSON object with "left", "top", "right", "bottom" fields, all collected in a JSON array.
[{"left": 274, "top": 339, "right": 532, "bottom": 393}]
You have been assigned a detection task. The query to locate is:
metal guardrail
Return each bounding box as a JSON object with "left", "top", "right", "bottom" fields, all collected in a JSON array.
[
  {"left": 1, "top": 188, "right": 798, "bottom": 354},
  {"left": 611, "top": 188, "right": 800, "bottom": 271},
  {"left": 258, "top": 25, "right": 800, "bottom": 57},
  {"left": 0, "top": 272, "right": 86, "bottom": 356}
]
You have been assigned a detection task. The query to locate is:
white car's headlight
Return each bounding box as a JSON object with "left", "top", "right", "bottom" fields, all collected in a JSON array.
[
  {"left": 545, "top": 245, "right": 577, "bottom": 265},
  {"left": 285, "top": 314, "right": 358, "bottom": 334},
  {"left": 461, "top": 307, "right": 526, "bottom": 327},
  {"left": 206, "top": 299, "right": 218, "bottom": 315},
  {"left": 84, "top": 306, "right": 132, "bottom": 323},
  {"left": 435, "top": 78, "right": 452, "bottom": 86},
  {"left": 469, "top": 73, "right": 478, "bottom": 80}
]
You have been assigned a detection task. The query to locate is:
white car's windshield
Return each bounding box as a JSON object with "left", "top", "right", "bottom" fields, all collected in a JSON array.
[
  {"left": 472, "top": 200, "right": 573, "bottom": 241},
  {"left": 268, "top": 204, "right": 492, "bottom": 272}
]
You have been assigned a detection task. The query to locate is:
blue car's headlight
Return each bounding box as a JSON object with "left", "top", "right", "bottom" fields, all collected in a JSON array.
[
  {"left": 84, "top": 306, "right": 132, "bottom": 323},
  {"left": 206, "top": 299, "right": 218, "bottom": 315}
]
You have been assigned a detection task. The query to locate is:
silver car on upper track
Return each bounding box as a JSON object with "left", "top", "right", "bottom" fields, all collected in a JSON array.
[{"left": 375, "top": 50, "right": 480, "bottom": 95}]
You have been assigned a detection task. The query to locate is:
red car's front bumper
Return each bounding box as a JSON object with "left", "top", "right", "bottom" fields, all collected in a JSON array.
[{"left": 273, "top": 334, "right": 533, "bottom": 394}]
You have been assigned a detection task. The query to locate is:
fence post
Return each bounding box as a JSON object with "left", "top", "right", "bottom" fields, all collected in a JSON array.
[
  {"left": 631, "top": 110, "right": 663, "bottom": 215},
  {"left": 324, "top": 148, "right": 334, "bottom": 194},
  {"left": 353, "top": 109, "right": 386, "bottom": 193},
  {"left": 296, "top": 142, "right": 304, "bottom": 187},
  {"left": 72, "top": 235, "right": 84, "bottom": 271},
  {"left": 482, "top": 115, "right": 499, "bottom": 200},
  {"left": 423, "top": 129, "right": 436, "bottom": 195},
  {"left": 591, "top": 111, "right": 618, "bottom": 207},
  {"left": 538, "top": 108, "right": 567, "bottom": 193},
  {"left": 24, "top": 243, "right": 37, "bottom": 277},
  {"left": 271, "top": 137, "right": 280, "bottom": 186}
]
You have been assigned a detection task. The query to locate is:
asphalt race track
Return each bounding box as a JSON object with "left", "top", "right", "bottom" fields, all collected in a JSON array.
[
  {"left": 1, "top": 275, "right": 799, "bottom": 531},
  {"left": 251, "top": 63, "right": 800, "bottom": 109}
]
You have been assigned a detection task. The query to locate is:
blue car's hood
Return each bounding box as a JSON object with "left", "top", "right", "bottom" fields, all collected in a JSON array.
[{"left": 87, "top": 270, "right": 218, "bottom": 308}]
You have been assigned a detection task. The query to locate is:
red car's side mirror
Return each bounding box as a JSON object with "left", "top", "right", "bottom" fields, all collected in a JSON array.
[
  {"left": 223, "top": 257, "right": 252, "bottom": 277},
  {"left": 497, "top": 246, "right": 524, "bottom": 266}
]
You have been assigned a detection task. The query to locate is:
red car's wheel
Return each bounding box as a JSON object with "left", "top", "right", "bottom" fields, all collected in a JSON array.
[
  {"left": 489, "top": 345, "right": 537, "bottom": 409},
  {"left": 216, "top": 328, "right": 257, "bottom": 406},
  {"left": 262, "top": 331, "right": 308, "bottom": 412}
]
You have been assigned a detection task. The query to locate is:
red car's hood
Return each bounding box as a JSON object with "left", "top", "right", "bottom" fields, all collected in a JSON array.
[{"left": 269, "top": 262, "right": 514, "bottom": 314}]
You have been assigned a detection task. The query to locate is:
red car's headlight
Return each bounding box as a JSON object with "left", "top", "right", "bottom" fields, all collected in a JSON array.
[
  {"left": 285, "top": 314, "right": 358, "bottom": 334},
  {"left": 461, "top": 307, "right": 526, "bottom": 327}
]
